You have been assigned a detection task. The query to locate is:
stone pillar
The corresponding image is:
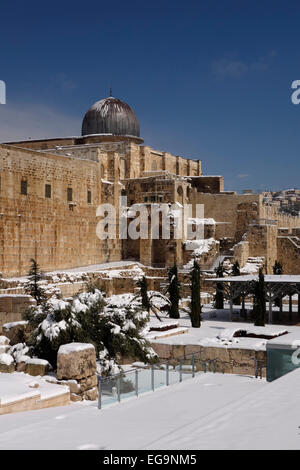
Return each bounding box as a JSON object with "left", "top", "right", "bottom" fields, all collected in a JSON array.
[{"left": 57, "top": 343, "right": 97, "bottom": 402}]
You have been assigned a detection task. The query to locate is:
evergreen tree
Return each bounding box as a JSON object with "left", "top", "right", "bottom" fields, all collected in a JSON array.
[
  {"left": 26, "top": 289, "right": 158, "bottom": 372},
  {"left": 134, "top": 276, "right": 165, "bottom": 321},
  {"left": 253, "top": 268, "right": 266, "bottom": 326},
  {"left": 136, "top": 276, "right": 151, "bottom": 312},
  {"left": 232, "top": 261, "right": 241, "bottom": 304},
  {"left": 273, "top": 260, "right": 283, "bottom": 309},
  {"left": 167, "top": 263, "right": 181, "bottom": 319},
  {"left": 232, "top": 260, "right": 240, "bottom": 276},
  {"left": 189, "top": 260, "right": 202, "bottom": 328},
  {"left": 273, "top": 260, "right": 283, "bottom": 275},
  {"left": 215, "top": 262, "right": 225, "bottom": 309},
  {"left": 26, "top": 258, "right": 47, "bottom": 305}
]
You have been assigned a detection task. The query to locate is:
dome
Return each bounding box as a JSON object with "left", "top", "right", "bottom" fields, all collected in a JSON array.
[{"left": 81, "top": 96, "right": 140, "bottom": 137}]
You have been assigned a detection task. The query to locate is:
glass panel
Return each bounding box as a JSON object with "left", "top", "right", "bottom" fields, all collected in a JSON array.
[
  {"left": 100, "top": 376, "right": 119, "bottom": 407},
  {"left": 267, "top": 348, "right": 300, "bottom": 382},
  {"left": 120, "top": 371, "right": 136, "bottom": 401},
  {"left": 136, "top": 367, "right": 152, "bottom": 395},
  {"left": 154, "top": 364, "right": 167, "bottom": 389},
  {"left": 168, "top": 360, "right": 180, "bottom": 385}
]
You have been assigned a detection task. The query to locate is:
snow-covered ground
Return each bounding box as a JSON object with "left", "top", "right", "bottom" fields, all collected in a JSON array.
[
  {"left": 1, "top": 368, "right": 300, "bottom": 449},
  {"left": 149, "top": 305, "right": 299, "bottom": 351},
  {"left": 0, "top": 372, "right": 69, "bottom": 405}
]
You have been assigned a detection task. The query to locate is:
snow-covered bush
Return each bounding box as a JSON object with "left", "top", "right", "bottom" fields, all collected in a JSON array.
[{"left": 26, "top": 289, "right": 158, "bottom": 374}]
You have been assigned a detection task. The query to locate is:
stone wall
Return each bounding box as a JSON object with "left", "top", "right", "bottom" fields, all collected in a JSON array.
[
  {"left": 151, "top": 342, "right": 266, "bottom": 377},
  {"left": 277, "top": 236, "right": 300, "bottom": 274},
  {"left": 0, "top": 295, "right": 34, "bottom": 329},
  {"left": 0, "top": 137, "right": 203, "bottom": 277},
  {"left": 0, "top": 144, "right": 106, "bottom": 276},
  {"left": 233, "top": 241, "right": 249, "bottom": 268},
  {"left": 246, "top": 224, "right": 278, "bottom": 273},
  {"left": 191, "top": 193, "right": 261, "bottom": 240}
]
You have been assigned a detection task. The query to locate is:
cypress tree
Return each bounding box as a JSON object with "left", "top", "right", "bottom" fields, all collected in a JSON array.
[
  {"left": 273, "top": 260, "right": 283, "bottom": 275},
  {"left": 232, "top": 261, "right": 241, "bottom": 304},
  {"left": 215, "top": 262, "right": 225, "bottom": 309},
  {"left": 135, "top": 276, "right": 162, "bottom": 321},
  {"left": 189, "top": 260, "right": 202, "bottom": 328},
  {"left": 136, "top": 276, "right": 151, "bottom": 313},
  {"left": 273, "top": 260, "right": 283, "bottom": 309},
  {"left": 167, "top": 263, "right": 181, "bottom": 319},
  {"left": 254, "top": 268, "right": 266, "bottom": 326},
  {"left": 27, "top": 258, "right": 46, "bottom": 305}
]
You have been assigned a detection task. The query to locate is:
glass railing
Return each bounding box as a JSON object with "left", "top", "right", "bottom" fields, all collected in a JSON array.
[{"left": 97, "top": 353, "right": 221, "bottom": 409}]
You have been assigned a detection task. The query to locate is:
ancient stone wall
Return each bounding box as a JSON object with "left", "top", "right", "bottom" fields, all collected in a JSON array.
[
  {"left": 246, "top": 224, "right": 278, "bottom": 273},
  {"left": 277, "top": 236, "right": 300, "bottom": 274},
  {"left": 233, "top": 241, "right": 249, "bottom": 268},
  {"left": 0, "top": 144, "right": 111, "bottom": 276},
  {"left": 0, "top": 295, "right": 34, "bottom": 329},
  {"left": 191, "top": 193, "right": 261, "bottom": 240},
  {"left": 151, "top": 342, "right": 266, "bottom": 377}
]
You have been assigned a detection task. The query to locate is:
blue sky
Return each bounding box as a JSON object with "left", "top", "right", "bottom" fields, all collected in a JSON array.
[{"left": 0, "top": 0, "right": 300, "bottom": 191}]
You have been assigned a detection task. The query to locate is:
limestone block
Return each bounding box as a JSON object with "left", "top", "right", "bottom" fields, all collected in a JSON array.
[
  {"left": 70, "top": 393, "right": 83, "bottom": 402},
  {"left": 57, "top": 343, "right": 96, "bottom": 380},
  {"left": 58, "top": 379, "right": 81, "bottom": 394},
  {"left": 0, "top": 364, "right": 15, "bottom": 373},
  {"left": 25, "top": 358, "right": 50, "bottom": 376},
  {"left": 2, "top": 321, "right": 30, "bottom": 346},
  {"left": 83, "top": 387, "right": 98, "bottom": 401},
  {"left": 150, "top": 342, "right": 172, "bottom": 359},
  {"left": 184, "top": 345, "right": 201, "bottom": 357},
  {"left": 171, "top": 345, "right": 186, "bottom": 359},
  {"left": 16, "top": 360, "right": 27, "bottom": 372},
  {"left": 78, "top": 374, "right": 97, "bottom": 392},
  {"left": 0, "top": 353, "right": 14, "bottom": 373}
]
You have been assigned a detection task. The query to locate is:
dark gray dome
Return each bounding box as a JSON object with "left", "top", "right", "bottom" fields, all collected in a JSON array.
[{"left": 81, "top": 96, "right": 140, "bottom": 137}]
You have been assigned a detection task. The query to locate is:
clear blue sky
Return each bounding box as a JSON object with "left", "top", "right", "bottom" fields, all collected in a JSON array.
[{"left": 0, "top": 0, "right": 300, "bottom": 192}]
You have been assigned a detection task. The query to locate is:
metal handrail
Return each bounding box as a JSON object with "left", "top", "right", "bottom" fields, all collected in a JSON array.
[
  {"left": 97, "top": 353, "right": 222, "bottom": 409},
  {"left": 97, "top": 352, "right": 263, "bottom": 409}
]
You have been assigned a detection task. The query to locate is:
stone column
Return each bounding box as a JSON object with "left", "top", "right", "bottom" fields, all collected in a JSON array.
[{"left": 57, "top": 343, "right": 98, "bottom": 402}]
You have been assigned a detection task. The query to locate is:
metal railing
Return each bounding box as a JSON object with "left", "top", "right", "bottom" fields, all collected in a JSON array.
[{"left": 97, "top": 352, "right": 221, "bottom": 409}]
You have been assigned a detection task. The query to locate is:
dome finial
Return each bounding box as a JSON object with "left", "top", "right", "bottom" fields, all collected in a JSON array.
[{"left": 109, "top": 86, "right": 112, "bottom": 97}]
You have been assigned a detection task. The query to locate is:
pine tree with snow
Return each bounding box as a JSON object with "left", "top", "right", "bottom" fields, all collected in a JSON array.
[
  {"left": 167, "top": 263, "right": 181, "bottom": 319},
  {"left": 189, "top": 260, "right": 202, "bottom": 328},
  {"left": 26, "top": 258, "right": 46, "bottom": 305},
  {"left": 26, "top": 289, "right": 158, "bottom": 373},
  {"left": 215, "top": 262, "right": 225, "bottom": 309},
  {"left": 254, "top": 268, "right": 266, "bottom": 327}
]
